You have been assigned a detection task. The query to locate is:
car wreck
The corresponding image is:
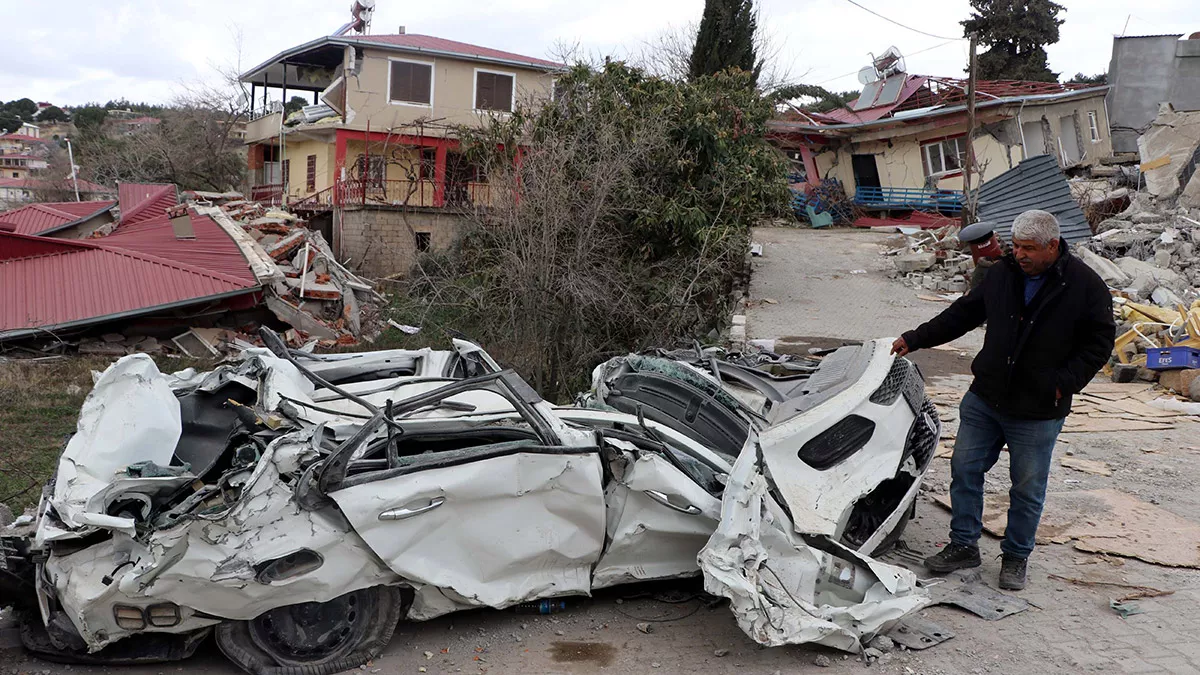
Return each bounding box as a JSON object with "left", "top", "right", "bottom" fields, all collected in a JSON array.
[{"left": 0, "top": 329, "right": 939, "bottom": 674}]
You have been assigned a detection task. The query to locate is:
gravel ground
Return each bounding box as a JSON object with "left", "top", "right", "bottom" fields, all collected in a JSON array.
[{"left": 7, "top": 226, "right": 1200, "bottom": 675}]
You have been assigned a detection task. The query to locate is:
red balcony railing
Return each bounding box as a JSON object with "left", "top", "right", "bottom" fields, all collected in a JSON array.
[
  {"left": 250, "top": 183, "right": 283, "bottom": 206},
  {"left": 336, "top": 179, "right": 491, "bottom": 208}
]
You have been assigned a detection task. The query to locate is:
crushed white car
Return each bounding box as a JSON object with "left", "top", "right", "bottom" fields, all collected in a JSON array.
[{"left": 0, "top": 330, "right": 938, "bottom": 674}]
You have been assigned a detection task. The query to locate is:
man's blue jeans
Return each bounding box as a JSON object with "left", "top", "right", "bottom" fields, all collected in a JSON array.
[{"left": 949, "top": 391, "right": 1066, "bottom": 559}]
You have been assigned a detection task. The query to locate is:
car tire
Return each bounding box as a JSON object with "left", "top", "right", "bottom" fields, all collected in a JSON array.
[{"left": 216, "top": 586, "right": 403, "bottom": 675}]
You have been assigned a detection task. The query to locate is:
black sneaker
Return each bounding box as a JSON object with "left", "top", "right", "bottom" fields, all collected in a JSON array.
[
  {"left": 924, "top": 542, "right": 982, "bottom": 573},
  {"left": 999, "top": 554, "right": 1028, "bottom": 590}
]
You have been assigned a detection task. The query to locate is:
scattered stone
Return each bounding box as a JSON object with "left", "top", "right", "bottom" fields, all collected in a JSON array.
[
  {"left": 636, "top": 623, "right": 653, "bottom": 634},
  {"left": 814, "top": 654, "right": 832, "bottom": 667},
  {"left": 713, "top": 648, "right": 730, "bottom": 657},
  {"left": 869, "top": 635, "right": 896, "bottom": 652}
]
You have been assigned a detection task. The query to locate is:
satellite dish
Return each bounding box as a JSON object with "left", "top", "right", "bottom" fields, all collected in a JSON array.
[{"left": 857, "top": 66, "right": 879, "bottom": 85}]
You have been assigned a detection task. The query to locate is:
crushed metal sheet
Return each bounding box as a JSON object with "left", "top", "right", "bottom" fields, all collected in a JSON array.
[
  {"left": 930, "top": 578, "right": 1030, "bottom": 621},
  {"left": 885, "top": 615, "right": 956, "bottom": 650}
]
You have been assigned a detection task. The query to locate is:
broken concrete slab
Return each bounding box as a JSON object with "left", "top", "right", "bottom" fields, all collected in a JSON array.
[
  {"left": 266, "top": 296, "right": 338, "bottom": 340},
  {"left": 1077, "top": 247, "right": 1132, "bottom": 287},
  {"left": 895, "top": 252, "right": 937, "bottom": 273},
  {"left": 1137, "top": 103, "right": 1200, "bottom": 199}
]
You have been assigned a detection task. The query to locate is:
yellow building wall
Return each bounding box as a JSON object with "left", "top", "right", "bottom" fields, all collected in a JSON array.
[
  {"left": 281, "top": 138, "right": 335, "bottom": 198},
  {"left": 345, "top": 49, "right": 554, "bottom": 135}
]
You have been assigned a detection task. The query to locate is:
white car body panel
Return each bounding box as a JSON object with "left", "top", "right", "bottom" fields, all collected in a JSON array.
[
  {"left": 698, "top": 433, "right": 930, "bottom": 650},
  {"left": 331, "top": 452, "right": 607, "bottom": 610},
  {"left": 592, "top": 451, "right": 722, "bottom": 589}
]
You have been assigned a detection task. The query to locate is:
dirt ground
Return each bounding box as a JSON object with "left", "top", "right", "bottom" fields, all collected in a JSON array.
[{"left": 6, "top": 227, "right": 1200, "bottom": 674}]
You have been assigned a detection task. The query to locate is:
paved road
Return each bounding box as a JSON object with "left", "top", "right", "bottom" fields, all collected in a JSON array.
[{"left": 7, "top": 227, "right": 1200, "bottom": 675}]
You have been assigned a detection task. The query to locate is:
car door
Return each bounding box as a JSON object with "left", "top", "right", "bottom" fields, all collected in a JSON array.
[
  {"left": 331, "top": 444, "right": 607, "bottom": 608},
  {"left": 592, "top": 442, "right": 722, "bottom": 589}
]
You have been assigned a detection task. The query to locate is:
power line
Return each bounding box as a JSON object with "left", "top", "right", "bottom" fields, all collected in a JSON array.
[{"left": 841, "top": 0, "right": 966, "bottom": 41}]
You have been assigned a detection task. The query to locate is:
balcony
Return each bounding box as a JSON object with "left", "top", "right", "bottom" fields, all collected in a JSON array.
[
  {"left": 248, "top": 179, "right": 492, "bottom": 212},
  {"left": 244, "top": 111, "right": 283, "bottom": 144},
  {"left": 250, "top": 183, "right": 283, "bottom": 206}
]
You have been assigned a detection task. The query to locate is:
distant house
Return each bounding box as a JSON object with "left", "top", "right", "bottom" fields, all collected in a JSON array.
[
  {"left": 0, "top": 154, "right": 49, "bottom": 179},
  {"left": 13, "top": 122, "right": 40, "bottom": 138},
  {"left": 770, "top": 71, "right": 1110, "bottom": 207},
  {"left": 0, "top": 178, "right": 113, "bottom": 209},
  {"left": 0, "top": 199, "right": 117, "bottom": 238},
  {"left": 120, "top": 116, "right": 162, "bottom": 134},
  {"left": 239, "top": 30, "right": 562, "bottom": 276},
  {"left": 1107, "top": 32, "right": 1200, "bottom": 154},
  {"left": 0, "top": 133, "right": 52, "bottom": 155}
]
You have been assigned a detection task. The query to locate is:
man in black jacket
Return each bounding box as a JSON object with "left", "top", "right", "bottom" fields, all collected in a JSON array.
[{"left": 891, "top": 210, "right": 1115, "bottom": 590}]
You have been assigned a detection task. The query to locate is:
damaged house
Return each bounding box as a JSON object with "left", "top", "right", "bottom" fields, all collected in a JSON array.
[
  {"left": 239, "top": 30, "right": 561, "bottom": 277},
  {"left": 771, "top": 57, "right": 1111, "bottom": 210}
]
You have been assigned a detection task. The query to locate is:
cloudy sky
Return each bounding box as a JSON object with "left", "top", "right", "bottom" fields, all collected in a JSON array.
[{"left": 5, "top": 0, "right": 1198, "bottom": 107}]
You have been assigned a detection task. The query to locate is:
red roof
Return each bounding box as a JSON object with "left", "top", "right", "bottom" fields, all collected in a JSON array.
[
  {"left": 118, "top": 183, "right": 177, "bottom": 225},
  {"left": 818, "top": 76, "right": 932, "bottom": 124},
  {"left": 0, "top": 231, "right": 258, "bottom": 338},
  {"left": 0, "top": 200, "right": 116, "bottom": 236},
  {"left": 101, "top": 212, "right": 258, "bottom": 285},
  {"left": 0, "top": 177, "right": 110, "bottom": 193},
  {"left": 0, "top": 134, "right": 50, "bottom": 145},
  {"left": 340, "top": 34, "right": 563, "bottom": 69}
]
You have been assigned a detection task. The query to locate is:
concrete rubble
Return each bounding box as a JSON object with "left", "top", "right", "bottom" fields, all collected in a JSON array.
[{"left": 883, "top": 227, "right": 972, "bottom": 296}]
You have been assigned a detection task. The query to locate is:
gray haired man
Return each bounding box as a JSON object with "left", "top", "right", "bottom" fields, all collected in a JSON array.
[{"left": 891, "top": 210, "right": 1114, "bottom": 589}]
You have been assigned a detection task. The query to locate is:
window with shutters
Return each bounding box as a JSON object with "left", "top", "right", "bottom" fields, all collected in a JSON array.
[
  {"left": 474, "top": 69, "right": 515, "bottom": 112},
  {"left": 388, "top": 58, "right": 433, "bottom": 106},
  {"left": 306, "top": 154, "right": 316, "bottom": 192}
]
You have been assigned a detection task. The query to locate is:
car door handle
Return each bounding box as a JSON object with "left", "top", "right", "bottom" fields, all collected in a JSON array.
[
  {"left": 643, "top": 490, "right": 701, "bottom": 515},
  {"left": 379, "top": 496, "right": 445, "bottom": 521}
]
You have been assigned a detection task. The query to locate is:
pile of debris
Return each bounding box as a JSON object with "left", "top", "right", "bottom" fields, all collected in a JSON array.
[
  {"left": 883, "top": 226, "right": 973, "bottom": 297},
  {"left": 184, "top": 191, "right": 386, "bottom": 349}
]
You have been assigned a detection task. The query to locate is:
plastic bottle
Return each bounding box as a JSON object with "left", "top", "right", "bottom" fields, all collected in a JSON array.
[{"left": 512, "top": 599, "right": 569, "bottom": 614}]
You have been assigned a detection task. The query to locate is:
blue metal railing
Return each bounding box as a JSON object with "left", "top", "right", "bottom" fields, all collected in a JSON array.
[{"left": 852, "top": 186, "right": 964, "bottom": 213}]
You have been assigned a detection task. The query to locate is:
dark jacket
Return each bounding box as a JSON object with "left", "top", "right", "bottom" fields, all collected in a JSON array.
[{"left": 903, "top": 239, "right": 1116, "bottom": 420}]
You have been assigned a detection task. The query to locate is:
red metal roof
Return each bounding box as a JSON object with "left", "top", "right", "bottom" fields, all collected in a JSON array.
[
  {"left": 0, "top": 200, "right": 116, "bottom": 236},
  {"left": 118, "top": 183, "right": 177, "bottom": 225},
  {"left": 820, "top": 76, "right": 931, "bottom": 124},
  {"left": 340, "top": 34, "right": 563, "bottom": 69},
  {"left": 102, "top": 212, "right": 258, "bottom": 285},
  {"left": 0, "top": 232, "right": 259, "bottom": 338}
]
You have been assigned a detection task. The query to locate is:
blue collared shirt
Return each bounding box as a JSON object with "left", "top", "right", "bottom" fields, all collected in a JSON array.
[{"left": 1024, "top": 272, "right": 1047, "bottom": 305}]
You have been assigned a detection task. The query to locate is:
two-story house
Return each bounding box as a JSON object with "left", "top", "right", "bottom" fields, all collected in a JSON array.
[{"left": 240, "top": 31, "right": 561, "bottom": 276}]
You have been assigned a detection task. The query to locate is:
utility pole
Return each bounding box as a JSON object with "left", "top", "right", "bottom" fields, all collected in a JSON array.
[
  {"left": 65, "top": 137, "right": 81, "bottom": 202},
  {"left": 962, "top": 31, "right": 979, "bottom": 227}
]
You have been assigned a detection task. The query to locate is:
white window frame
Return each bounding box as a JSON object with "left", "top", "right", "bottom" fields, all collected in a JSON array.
[
  {"left": 1087, "top": 111, "right": 1101, "bottom": 143},
  {"left": 921, "top": 136, "right": 966, "bottom": 178},
  {"left": 387, "top": 57, "right": 435, "bottom": 108},
  {"left": 472, "top": 67, "right": 516, "bottom": 113}
]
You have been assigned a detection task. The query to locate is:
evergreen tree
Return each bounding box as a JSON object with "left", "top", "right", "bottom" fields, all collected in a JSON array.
[
  {"left": 961, "top": 0, "right": 1065, "bottom": 82},
  {"left": 688, "top": 0, "right": 760, "bottom": 84},
  {"left": 37, "top": 105, "right": 70, "bottom": 123}
]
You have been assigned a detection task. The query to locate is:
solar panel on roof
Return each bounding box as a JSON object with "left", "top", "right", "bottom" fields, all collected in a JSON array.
[
  {"left": 875, "top": 75, "right": 906, "bottom": 107},
  {"left": 852, "top": 81, "right": 883, "bottom": 110}
]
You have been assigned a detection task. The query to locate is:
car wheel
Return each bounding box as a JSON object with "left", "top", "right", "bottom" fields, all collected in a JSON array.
[{"left": 216, "top": 586, "right": 403, "bottom": 675}]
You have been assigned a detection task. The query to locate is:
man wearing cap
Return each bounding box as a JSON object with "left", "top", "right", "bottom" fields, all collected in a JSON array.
[
  {"left": 959, "top": 221, "right": 1008, "bottom": 291},
  {"left": 891, "top": 210, "right": 1115, "bottom": 590}
]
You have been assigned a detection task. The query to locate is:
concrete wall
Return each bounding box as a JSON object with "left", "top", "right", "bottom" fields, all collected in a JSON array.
[
  {"left": 1019, "top": 97, "right": 1113, "bottom": 166},
  {"left": 345, "top": 49, "right": 554, "bottom": 135},
  {"left": 338, "top": 206, "right": 471, "bottom": 278},
  {"left": 282, "top": 138, "right": 335, "bottom": 198},
  {"left": 1108, "top": 35, "right": 1200, "bottom": 153}
]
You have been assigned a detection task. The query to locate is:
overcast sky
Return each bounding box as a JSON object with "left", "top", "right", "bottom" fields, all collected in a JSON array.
[{"left": 5, "top": 0, "right": 1198, "bottom": 107}]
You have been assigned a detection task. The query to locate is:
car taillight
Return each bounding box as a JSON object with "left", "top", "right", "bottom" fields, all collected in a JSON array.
[
  {"left": 798, "top": 415, "right": 876, "bottom": 470},
  {"left": 147, "top": 603, "right": 181, "bottom": 627},
  {"left": 113, "top": 605, "right": 145, "bottom": 630}
]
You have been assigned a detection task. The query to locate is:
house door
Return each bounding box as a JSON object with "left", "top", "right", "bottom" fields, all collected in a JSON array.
[{"left": 851, "top": 155, "right": 882, "bottom": 189}]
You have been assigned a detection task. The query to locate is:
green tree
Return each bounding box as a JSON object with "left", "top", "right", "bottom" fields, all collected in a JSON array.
[
  {"left": 1067, "top": 72, "right": 1107, "bottom": 85},
  {"left": 37, "top": 105, "right": 70, "bottom": 123},
  {"left": 961, "top": 0, "right": 1065, "bottom": 82},
  {"left": 0, "top": 111, "right": 21, "bottom": 134},
  {"left": 284, "top": 95, "right": 310, "bottom": 116},
  {"left": 72, "top": 105, "right": 108, "bottom": 131},
  {"left": 688, "top": 0, "right": 760, "bottom": 84},
  {"left": 5, "top": 98, "right": 38, "bottom": 122}
]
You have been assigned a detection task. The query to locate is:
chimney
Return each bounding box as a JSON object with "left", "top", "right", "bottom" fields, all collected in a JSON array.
[{"left": 398, "top": 25, "right": 405, "bottom": 34}]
